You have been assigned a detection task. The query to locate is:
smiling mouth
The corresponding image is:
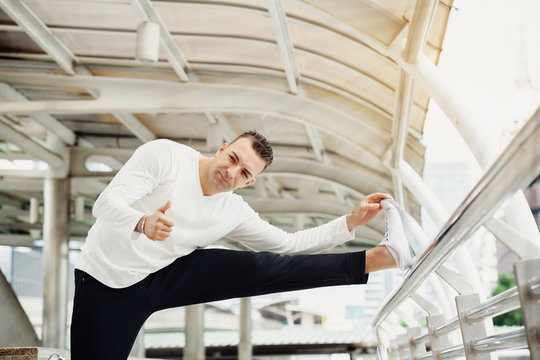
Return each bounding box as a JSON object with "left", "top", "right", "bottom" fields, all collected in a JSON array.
[{"left": 218, "top": 171, "right": 229, "bottom": 185}]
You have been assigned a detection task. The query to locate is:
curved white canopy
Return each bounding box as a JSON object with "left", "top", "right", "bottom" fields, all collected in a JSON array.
[{"left": 0, "top": 0, "right": 452, "bottom": 246}]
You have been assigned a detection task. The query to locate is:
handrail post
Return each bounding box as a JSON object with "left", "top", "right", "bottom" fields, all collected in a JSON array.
[
  {"left": 514, "top": 258, "right": 540, "bottom": 359},
  {"left": 455, "top": 293, "right": 490, "bottom": 360},
  {"left": 426, "top": 314, "right": 449, "bottom": 359},
  {"left": 407, "top": 327, "right": 426, "bottom": 359},
  {"left": 376, "top": 345, "right": 389, "bottom": 360},
  {"left": 397, "top": 333, "right": 412, "bottom": 359}
]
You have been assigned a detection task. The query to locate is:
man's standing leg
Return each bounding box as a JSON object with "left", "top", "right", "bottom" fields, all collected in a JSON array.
[{"left": 70, "top": 270, "right": 154, "bottom": 360}]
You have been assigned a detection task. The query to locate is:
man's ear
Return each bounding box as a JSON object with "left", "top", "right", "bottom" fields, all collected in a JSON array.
[{"left": 216, "top": 143, "right": 228, "bottom": 155}]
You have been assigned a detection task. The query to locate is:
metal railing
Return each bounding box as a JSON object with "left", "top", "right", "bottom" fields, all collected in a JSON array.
[
  {"left": 412, "top": 329, "right": 528, "bottom": 360},
  {"left": 410, "top": 284, "right": 524, "bottom": 347},
  {"left": 373, "top": 107, "right": 540, "bottom": 360}
]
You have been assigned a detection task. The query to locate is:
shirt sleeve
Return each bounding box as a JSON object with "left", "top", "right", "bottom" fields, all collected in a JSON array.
[
  {"left": 92, "top": 139, "right": 172, "bottom": 238},
  {"left": 226, "top": 205, "right": 355, "bottom": 254}
]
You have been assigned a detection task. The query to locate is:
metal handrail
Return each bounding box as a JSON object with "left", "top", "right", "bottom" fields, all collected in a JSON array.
[
  {"left": 528, "top": 279, "right": 540, "bottom": 298},
  {"left": 414, "top": 351, "right": 433, "bottom": 359},
  {"left": 372, "top": 107, "right": 540, "bottom": 329},
  {"left": 470, "top": 327, "right": 528, "bottom": 354},
  {"left": 439, "top": 344, "right": 465, "bottom": 358},
  {"left": 411, "top": 328, "right": 528, "bottom": 360},
  {"left": 412, "top": 285, "right": 521, "bottom": 345},
  {"left": 412, "top": 332, "right": 430, "bottom": 346},
  {"left": 465, "top": 286, "right": 520, "bottom": 323}
]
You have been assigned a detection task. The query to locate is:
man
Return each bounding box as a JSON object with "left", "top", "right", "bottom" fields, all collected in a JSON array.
[{"left": 71, "top": 131, "right": 417, "bottom": 359}]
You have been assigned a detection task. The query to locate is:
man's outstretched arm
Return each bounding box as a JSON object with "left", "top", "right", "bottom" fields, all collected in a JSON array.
[{"left": 226, "top": 192, "right": 393, "bottom": 255}]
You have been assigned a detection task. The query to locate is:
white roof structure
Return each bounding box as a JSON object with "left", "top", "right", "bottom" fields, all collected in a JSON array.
[{"left": 0, "top": 0, "right": 454, "bottom": 249}]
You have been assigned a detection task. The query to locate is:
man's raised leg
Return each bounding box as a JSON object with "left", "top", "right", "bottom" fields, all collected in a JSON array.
[{"left": 143, "top": 249, "right": 371, "bottom": 311}]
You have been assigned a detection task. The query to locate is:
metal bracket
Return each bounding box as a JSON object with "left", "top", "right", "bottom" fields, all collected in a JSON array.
[
  {"left": 514, "top": 258, "right": 540, "bottom": 359},
  {"left": 397, "top": 333, "right": 411, "bottom": 359},
  {"left": 436, "top": 264, "right": 475, "bottom": 295},
  {"left": 426, "top": 314, "right": 450, "bottom": 360},
  {"left": 411, "top": 291, "right": 440, "bottom": 315},
  {"left": 455, "top": 293, "right": 490, "bottom": 360},
  {"left": 376, "top": 344, "right": 389, "bottom": 360},
  {"left": 407, "top": 326, "right": 426, "bottom": 359}
]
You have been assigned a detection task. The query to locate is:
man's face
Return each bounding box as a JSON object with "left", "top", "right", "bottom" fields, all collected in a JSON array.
[{"left": 207, "top": 137, "right": 267, "bottom": 194}]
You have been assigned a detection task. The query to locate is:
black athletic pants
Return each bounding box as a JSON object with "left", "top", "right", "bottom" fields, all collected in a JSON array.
[{"left": 70, "top": 249, "right": 369, "bottom": 359}]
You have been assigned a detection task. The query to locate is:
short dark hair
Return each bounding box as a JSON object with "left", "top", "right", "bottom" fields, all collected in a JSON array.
[{"left": 231, "top": 130, "right": 273, "bottom": 170}]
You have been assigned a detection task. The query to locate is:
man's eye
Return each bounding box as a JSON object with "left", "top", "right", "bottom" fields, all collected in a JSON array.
[{"left": 229, "top": 155, "right": 235, "bottom": 162}]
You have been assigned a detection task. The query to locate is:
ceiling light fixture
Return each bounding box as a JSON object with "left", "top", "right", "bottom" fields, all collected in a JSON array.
[{"left": 136, "top": 21, "right": 160, "bottom": 63}]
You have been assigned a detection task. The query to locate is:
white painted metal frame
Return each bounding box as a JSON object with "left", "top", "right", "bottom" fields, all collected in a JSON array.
[
  {"left": 0, "top": 0, "right": 77, "bottom": 75},
  {"left": 373, "top": 108, "right": 540, "bottom": 359},
  {"left": 0, "top": 83, "right": 76, "bottom": 145},
  {"left": 0, "top": 115, "right": 64, "bottom": 167},
  {"left": 0, "top": 71, "right": 385, "bottom": 165},
  {"left": 267, "top": 0, "right": 300, "bottom": 95},
  {"left": 0, "top": 3, "right": 156, "bottom": 143},
  {"left": 388, "top": 0, "right": 438, "bottom": 208}
]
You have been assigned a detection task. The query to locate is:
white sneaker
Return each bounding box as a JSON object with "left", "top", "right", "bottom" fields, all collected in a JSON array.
[{"left": 379, "top": 199, "right": 419, "bottom": 270}]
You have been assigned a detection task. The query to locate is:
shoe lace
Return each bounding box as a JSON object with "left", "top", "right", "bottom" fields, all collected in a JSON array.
[{"left": 384, "top": 217, "right": 389, "bottom": 243}]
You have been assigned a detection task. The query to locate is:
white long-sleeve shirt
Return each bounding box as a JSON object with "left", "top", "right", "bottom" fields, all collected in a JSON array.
[{"left": 76, "top": 139, "right": 355, "bottom": 288}]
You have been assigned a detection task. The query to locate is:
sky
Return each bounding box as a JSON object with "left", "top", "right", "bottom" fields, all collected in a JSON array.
[{"left": 423, "top": 0, "right": 540, "bottom": 170}]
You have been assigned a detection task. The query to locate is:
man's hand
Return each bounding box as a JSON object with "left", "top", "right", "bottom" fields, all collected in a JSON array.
[
  {"left": 143, "top": 200, "right": 174, "bottom": 241},
  {"left": 346, "top": 193, "right": 393, "bottom": 231}
]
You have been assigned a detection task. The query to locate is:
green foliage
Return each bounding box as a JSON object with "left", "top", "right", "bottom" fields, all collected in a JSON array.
[
  {"left": 492, "top": 273, "right": 523, "bottom": 326},
  {"left": 399, "top": 320, "right": 408, "bottom": 328}
]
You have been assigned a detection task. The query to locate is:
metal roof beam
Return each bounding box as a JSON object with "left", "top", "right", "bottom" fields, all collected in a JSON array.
[
  {"left": 0, "top": 83, "right": 76, "bottom": 145},
  {"left": 0, "top": 116, "right": 63, "bottom": 168},
  {"left": 111, "top": 113, "right": 156, "bottom": 143},
  {"left": 388, "top": 0, "right": 437, "bottom": 206},
  {"left": 0, "top": 0, "right": 77, "bottom": 75},
  {"left": 390, "top": 72, "right": 414, "bottom": 171},
  {"left": 402, "top": 0, "right": 439, "bottom": 64},
  {"left": 73, "top": 66, "right": 157, "bottom": 143},
  {"left": 267, "top": 0, "right": 300, "bottom": 94},
  {"left": 0, "top": 72, "right": 384, "bottom": 167},
  {"left": 264, "top": 176, "right": 293, "bottom": 199},
  {"left": 0, "top": 0, "right": 156, "bottom": 145},
  {"left": 304, "top": 124, "right": 324, "bottom": 162},
  {"left": 304, "top": 124, "right": 351, "bottom": 205},
  {"left": 390, "top": 70, "right": 414, "bottom": 206},
  {"left": 210, "top": 113, "right": 237, "bottom": 143},
  {"left": 130, "top": 0, "right": 191, "bottom": 82},
  {"left": 4, "top": 52, "right": 394, "bottom": 120}
]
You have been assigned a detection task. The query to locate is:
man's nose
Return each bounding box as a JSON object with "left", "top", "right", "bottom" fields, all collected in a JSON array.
[{"left": 227, "top": 166, "right": 239, "bottom": 178}]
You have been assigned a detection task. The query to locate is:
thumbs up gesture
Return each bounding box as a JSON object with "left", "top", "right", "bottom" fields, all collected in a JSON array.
[{"left": 144, "top": 200, "right": 174, "bottom": 241}]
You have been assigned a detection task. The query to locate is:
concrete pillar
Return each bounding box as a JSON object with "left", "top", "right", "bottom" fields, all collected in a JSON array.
[
  {"left": 74, "top": 196, "right": 85, "bottom": 222},
  {"left": 239, "top": 297, "right": 252, "bottom": 360},
  {"left": 293, "top": 214, "right": 305, "bottom": 231},
  {"left": 184, "top": 304, "right": 205, "bottom": 360},
  {"left": 42, "top": 177, "right": 70, "bottom": 348}
]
